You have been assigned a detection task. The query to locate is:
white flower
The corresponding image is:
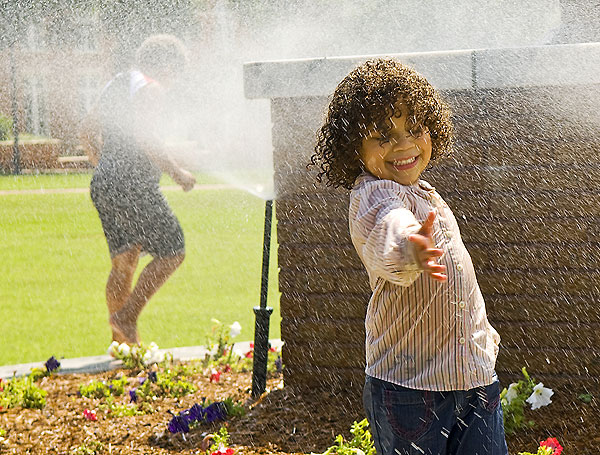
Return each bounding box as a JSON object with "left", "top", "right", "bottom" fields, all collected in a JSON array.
[
  {"left": 229, "top": 321, "right": 242, "bottom": 338},
  {"left": 142, "top": 343, "right": 162, "bottom": 364},
  {"left": 107, "top": 341, "right": 119, "bottom": 357},
  {"left": 526, "top": 382, "right": 554, "bottom": 410},
  {"left": 504, "top": 383, "right": 519, "bottom": 404},
  {"left": 117, "top": 343, "right": 130, "bottom": 357}
]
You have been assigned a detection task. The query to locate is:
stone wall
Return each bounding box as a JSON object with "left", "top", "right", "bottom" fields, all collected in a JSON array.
[{"left": 271, "top": 83, "right": 600, "bottom": 397}]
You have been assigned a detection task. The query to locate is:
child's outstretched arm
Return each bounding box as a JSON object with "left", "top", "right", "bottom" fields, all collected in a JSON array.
[{"left": 408, "top": 211, "right": 447, "bottom": 282}]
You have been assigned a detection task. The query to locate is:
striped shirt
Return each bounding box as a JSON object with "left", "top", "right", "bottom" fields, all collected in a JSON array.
[{"left": 349, "top": 173, "right": 500, "bottom": 391}]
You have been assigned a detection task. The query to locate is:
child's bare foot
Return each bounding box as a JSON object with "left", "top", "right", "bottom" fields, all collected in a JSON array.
[{"left": 109, "top": 313, "right": 139, "bottom": 344}]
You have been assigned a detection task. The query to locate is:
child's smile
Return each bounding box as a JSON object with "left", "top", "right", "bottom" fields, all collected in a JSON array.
[{"left": 359, "top": 104, "right": 432, "bottom": 185}]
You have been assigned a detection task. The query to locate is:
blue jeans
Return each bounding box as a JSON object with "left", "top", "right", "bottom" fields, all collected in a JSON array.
[{"left": 363, "top": 376, "right": 508, "bottom": 455}]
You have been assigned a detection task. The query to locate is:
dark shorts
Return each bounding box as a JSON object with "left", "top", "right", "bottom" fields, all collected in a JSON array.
[
  {"left": 363, "top": 375, "right": 508, "bottom": 455},
  {"left": 90, "top": 183, "right": 185, "bottom": 259}
]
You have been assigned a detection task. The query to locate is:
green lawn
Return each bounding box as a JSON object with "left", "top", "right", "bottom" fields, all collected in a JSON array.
[{"left": 0, "top": 173, "right": 280, "bottom": 366}]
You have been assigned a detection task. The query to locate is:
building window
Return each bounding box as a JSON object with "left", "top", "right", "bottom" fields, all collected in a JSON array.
[
  {"left": 75, "top": 17, "right": 99, "bottom": 53},
  {"left": 24, "top": 76, "right": 50, "bottom": 137},
  {"left": 25, "top": 22, "right": 46, "bottom": 52},
  {"left": 78, "top": 74, "right": 101, "bottom": 116}
]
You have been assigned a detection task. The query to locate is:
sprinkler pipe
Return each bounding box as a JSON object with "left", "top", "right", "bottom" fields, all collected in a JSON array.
[{"left": 251, "top": 199, "right": 274, "bottom": 398}]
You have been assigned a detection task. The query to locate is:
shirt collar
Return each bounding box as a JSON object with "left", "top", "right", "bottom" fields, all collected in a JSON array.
[{"left": 354, "top": 172, "right": 436, "bottom": 194}]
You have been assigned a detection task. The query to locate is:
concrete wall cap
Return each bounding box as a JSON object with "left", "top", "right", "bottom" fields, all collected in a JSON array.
[{"left": 244, "top": 42, "right": 600, "bottom": 98}]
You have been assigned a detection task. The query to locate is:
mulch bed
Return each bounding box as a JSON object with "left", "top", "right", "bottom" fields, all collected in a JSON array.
[{"left": 0, "top": 364, "right": 598, "bottom": 454}]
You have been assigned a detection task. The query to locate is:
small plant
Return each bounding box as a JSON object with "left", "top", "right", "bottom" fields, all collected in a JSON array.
[
  {"left": 135, "top": 368, "right": 197, "bottom": 402},
  {"left": 71, "top": 440, "right": 104, "bottom": 455},
  {"left": 578, "top": 392, "right": 593, "bottom": 404},
  {"left": 107, "top": 341, "right": 163, "bottom": 369},
  {"left": 203, "top": 321, "right": 283, "bottom": 377},
  {"left": 500, "top": 367, "right": 553, "bottom": 435},
  {"left": 29, "top": 356, "right": 61, "bottom": 381},
  {"left": 78, "top": 377, "right": 128, "bottom": 399},
  {"left": 99, "top": 397, "right": 144, "bottom": 417},
  {"left": 0, "top": 375, "right": 47, "bottom": 410},
  {"left": 206, "top": 319, "right": 242, "bottom": 362},
  {"left": 221, "top": 397, "right": 245, "bottom": 418},
  {"left": 318, "top": 418, "right": 376, "bottom": 455},
  {"left": 519, "top": 437, "right": 563, "bottom": 455},
  {"left": 207, "top": 425, "right": 234, "bottom": 455}
]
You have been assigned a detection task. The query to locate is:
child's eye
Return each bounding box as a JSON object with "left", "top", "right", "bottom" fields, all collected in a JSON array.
[{"left": 376, "top": 134, "right": 389, "bottom": 144}]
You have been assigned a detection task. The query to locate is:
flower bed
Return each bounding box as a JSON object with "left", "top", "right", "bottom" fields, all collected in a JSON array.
[
  {"left": 1, "top": 364, "right": 600, "bottom": 454},
  {"left": 1, "top": 327, "right": 599, "bottom": 455}
]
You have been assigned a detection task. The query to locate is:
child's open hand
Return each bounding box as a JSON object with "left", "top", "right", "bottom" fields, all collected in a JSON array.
[{"left": 408, "top": 211, "right": 447, "bottom": 282}]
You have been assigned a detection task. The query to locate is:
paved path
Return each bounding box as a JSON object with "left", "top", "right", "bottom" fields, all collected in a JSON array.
[
  {"left": 0, "top": 339, "right": 283, "bottom": 379},
  {"left": 0, "top": 183, "right": 234, "bottom": 196}
]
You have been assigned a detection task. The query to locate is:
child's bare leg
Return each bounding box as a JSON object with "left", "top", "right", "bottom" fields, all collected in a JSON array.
[
  {"left": 107, "top": 246, "right": 141, "bottom": 342},
  {"left": 110, "top": 253, "right": 185, "bottom": 344}
]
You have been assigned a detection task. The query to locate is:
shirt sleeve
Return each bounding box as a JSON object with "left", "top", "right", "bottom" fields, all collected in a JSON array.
[{"left": 351, "top": 180, "right": 422, "bottom": 287}]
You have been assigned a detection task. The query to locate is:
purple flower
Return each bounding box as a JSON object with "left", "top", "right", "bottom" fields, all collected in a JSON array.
[
  {"left": 167, "top": 415, "right": 190, "bottom": 434},
  {"left": 129, "top": 388, "right": 137, "bottom": 403},
  {"left": 138, "top": 377, "right": 146, "bottom": 385},
  {"left": 148, "top": 371, "right": 158, "bottom": 383},
  {"left": 275, "top": 355, "right": 283, "bottom": 373},
  {"left": 44, "top": 356, "right": 60, "bottom": 373},
  {"left": 204, "top": 402, "right": 227, "bottom": 423},
  {"left": 188, "top": 403, "right": 204, "bottom": 422}
]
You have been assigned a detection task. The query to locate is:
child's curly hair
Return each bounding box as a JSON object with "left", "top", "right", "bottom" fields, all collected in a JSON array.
[{"left": 311, "top": 58, "right": 454, "bottom": 189}]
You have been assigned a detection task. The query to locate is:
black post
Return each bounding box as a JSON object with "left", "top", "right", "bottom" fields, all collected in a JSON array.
[
  {"left": 251, "top": 199, "right": 274, "bottom": 397},
  {"left": 9, "top": 42, "right": 21, "bottom": 175}
]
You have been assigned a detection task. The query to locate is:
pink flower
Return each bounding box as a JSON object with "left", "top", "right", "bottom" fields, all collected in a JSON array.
[
  {"left": 210, "top": 369, "right": 221, "bottom": 383},
  {"left": 83, "top": 409, "right": 97, "bottom": 421},
  {"left": 540, "top": 438, "right": 562, "bottom": 455}
]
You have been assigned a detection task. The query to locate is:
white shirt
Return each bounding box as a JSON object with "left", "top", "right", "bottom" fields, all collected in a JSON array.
[{"left": 349, "top": 173, "right": 500, "bottom": 391}]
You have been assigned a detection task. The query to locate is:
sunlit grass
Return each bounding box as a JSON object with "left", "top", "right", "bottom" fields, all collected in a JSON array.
[
  {"left": 0, "top": 172, "right": 225, "bottom": 191},
  {"left": 0, "top": 180, "right": 280, "bottom": 366}
]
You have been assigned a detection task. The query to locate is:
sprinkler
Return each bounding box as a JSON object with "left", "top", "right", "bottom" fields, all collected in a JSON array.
[{"left": 251, "top": 199, "right": 274, "bottom": 397}]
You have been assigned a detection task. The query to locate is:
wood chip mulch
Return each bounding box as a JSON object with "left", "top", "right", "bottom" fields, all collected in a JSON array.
[{"left": 1, "top": 365, "right": 599, "bottom": 454}]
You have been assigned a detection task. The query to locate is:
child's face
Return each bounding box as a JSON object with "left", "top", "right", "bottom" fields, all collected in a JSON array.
[{"left": 359, "top": 104, "right": 432, "bottom": 185}]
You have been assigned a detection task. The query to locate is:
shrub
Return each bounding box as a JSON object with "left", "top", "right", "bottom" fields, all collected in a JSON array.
[{"left": 0, "top": 114, "right": 12, "bottom": 141}]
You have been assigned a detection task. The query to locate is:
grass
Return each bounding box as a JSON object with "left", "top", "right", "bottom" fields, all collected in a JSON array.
[
  {"left": 0, "top": 173, "right": 280, "bottom": 366},
  {"left": 0, "top": 172, "right": 225, "bottom": 191}
]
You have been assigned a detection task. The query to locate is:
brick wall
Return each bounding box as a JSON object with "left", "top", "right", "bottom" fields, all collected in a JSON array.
[{"left": 273, "top": 85, "right": 600, "bottom": 398}]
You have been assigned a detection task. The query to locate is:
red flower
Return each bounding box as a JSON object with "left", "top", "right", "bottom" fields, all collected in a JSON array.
[
  {"left": 0, "top": 378, "right": 3, "bottom": 391},
  {"left": 211, "top": 447, "right": 234, "bottom": 455},
  {"left": 224, "top": 364, "right": 232, "bottom": 373},
  {"left": 540, "top": 437, "right": 562, "bottom": 455},
  {"left": 244, "top": 342, "right": 255, "bottom": 358},
  {"left": 210, "top": 369, "right": 222, "bottom": 383},
  {"left": 269, "top": 347, "right": 277, "bottom": 353},
  {"left": 83, "top": 409, "right": 98, "bottom": 421}
]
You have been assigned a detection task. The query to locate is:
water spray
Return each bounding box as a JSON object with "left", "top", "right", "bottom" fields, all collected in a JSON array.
[
  {"left": 251, "top": 198, "right": 274, "bottom": 397},
  {"left": 9, "top": 43, "right": 20, "bottom": 175}
]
